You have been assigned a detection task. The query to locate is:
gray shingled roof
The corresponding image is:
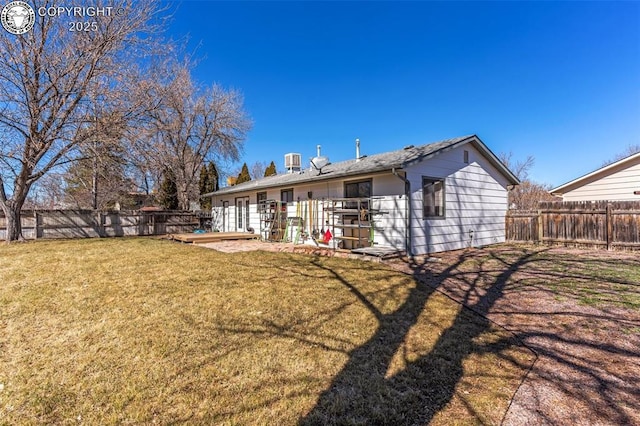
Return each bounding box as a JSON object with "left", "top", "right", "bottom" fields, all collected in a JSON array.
[{"left": 206, "top": 134, "right": 518, "bottom": 196}]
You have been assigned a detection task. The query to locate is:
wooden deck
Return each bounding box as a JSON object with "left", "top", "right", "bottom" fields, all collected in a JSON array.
[{"left": 168, "top": 232, "right": 260, "bottom": 244}]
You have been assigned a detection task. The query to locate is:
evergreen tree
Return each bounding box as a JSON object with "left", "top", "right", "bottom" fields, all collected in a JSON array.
[
  {"left": 264, "top": 161, "right": 277, "bottom": 177},
  {"left": 159, "top": 169, "right": 179, "bottom": 210},
  {"left": 198, "top": 161, "right": 220, "bottom": 210},
  {"left": 236, "top": 162, "right": 251, "bottom": 184},
  {"left": 199, "top": 166, "right": 211, "bottom": 210},
  {"left": 208, "top": 162, "right": 219, "bottom": 192}
]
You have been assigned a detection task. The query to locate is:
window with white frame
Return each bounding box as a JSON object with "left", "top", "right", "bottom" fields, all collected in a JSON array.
[{"left": 423, "top": 177, "right": 445, "bottom": 218}]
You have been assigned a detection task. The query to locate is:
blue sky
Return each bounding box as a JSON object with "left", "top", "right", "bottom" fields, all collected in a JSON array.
[{"left": 166, "top": 1, "right": 640, "bottom": 186}]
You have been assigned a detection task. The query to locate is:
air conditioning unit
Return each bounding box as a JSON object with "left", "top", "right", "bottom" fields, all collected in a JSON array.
[{"left": 284, "top": 153, "right": 302, "bottom": 173}]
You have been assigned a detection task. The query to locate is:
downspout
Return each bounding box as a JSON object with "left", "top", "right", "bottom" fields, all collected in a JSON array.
[{"left": 392, "top": 168, "right": 412, "bottom": 259}]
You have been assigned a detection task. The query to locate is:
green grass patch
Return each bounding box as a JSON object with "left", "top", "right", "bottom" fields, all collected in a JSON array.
[{"left": 0, "top": 238, "right": 533, "bottom": 425}]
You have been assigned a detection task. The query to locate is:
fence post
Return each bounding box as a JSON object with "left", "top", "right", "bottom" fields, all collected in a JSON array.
[
  {"left": 537, "top": 209, "right": 543, "bottom": 243},
  {"left": 606, "top": 203, "right": 612, "bottom": 251},
  {"left": 34, "top": 211, "right": 39, "bottom": 239},
  {"left": 97, "top": 212, "right": 103, "bottom": 237},
  {"left": 36, "top": 211, "right": 44, "bottom": 239}
]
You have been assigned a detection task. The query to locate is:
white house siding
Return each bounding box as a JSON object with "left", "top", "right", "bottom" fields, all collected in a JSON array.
[
  {"left": 405, "top": 145, "right": 510, "bottom": 255},
  {"left": 368, "top": 174, "right": 407, "bottom": 250},
  {"left": 210, "top": 173, "right": 406, "bottom": 249},
  {"left": 209, "top": 142, "right": 511, "bottom": 255},
  {"left": 560, "top": 161, "right": 640, "bottom": 202}
]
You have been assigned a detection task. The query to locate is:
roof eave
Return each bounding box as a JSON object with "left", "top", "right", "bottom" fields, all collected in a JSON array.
[
  {"left": 550, "top": 152, "right": 640, "bottom": 194},
  {"left": 205, "top": 167, "right": 402, "bottom": 197},
  {"left": 205, "top": 134, "right": 520, "bottom": 197},
  {"left": 401, "top": 135, "right": 520, "bottom": 186}
]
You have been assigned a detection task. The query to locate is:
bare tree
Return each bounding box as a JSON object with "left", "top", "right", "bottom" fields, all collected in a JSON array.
[
  {"left": 499, "top": 152, "right": 557, "bottom": 210},
  {"left": 499, "top": 152, "right": 535, "bottom": 181},
  {"left": 63, "top": 137, "right": 132, "bottom": 210},
  {"left": 131, "top": 61, "right": 251, "bottom": 210},
  {"left": 0, "top": 0, "right": 165, "bottom": 241},
  {"left": 508, "top": 180, "right": 558, "bottom": 210},
  {"left": 23, "top": 172, "right": 66, "bottom": 210},
  {"left": 601, "top": 144, "right": 640, "bottom": 167},
  {"left": 250, "top": 161, "right": 268, "bottom": 181}
]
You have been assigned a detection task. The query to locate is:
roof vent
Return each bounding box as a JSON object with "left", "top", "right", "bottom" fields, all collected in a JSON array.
[
  {"left": 284, "top": 153, "right": 302, "bottom": 174},
  {"left": 404, "top": 145, "right": 415, "bottom": 150}
]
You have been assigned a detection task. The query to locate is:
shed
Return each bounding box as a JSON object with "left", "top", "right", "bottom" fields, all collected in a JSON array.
[
  {"left": 205, "top": 135, "right": 519, "bottom": 255},
  {"left": 550, "top": 152, "right": 640, "bottom": 202}
]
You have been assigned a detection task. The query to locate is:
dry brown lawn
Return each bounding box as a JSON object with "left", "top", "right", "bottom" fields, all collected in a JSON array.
[{"left": 0, "top": 238, "right": 534, "bottom": 425}]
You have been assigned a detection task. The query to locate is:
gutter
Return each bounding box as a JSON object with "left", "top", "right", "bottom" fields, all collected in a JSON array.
[
  {"left": 206, "top": 169, "right": 399, "bottom": 197},
  {"left": 392, "top": 168, "right": 413, "bottom": 259}
]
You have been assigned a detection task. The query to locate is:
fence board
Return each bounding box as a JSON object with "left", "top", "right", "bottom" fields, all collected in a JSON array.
[
  {"left": 507, "top": 201, "right": 640, "bottom": 251},
  {"left": 505, "top": 211, "right": 538, "bottom": 242},
  {"left": 0, "top": 210, "right": 200, "bottom": 240}
]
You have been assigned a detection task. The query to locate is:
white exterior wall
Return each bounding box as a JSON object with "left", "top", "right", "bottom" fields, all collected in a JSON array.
[
  {"left": 210, "top": 174, "right": 406, "bottom": 249},
  {"left": 560, "top": 161, "right": 640, "bottom": 202},
  {"left": 405, "top": 145, "right": 510, "bottom": 254},
  {"left": 209, "top": 144, "right": 511, "bottom": 254},
  {"left": 369, "top": 174, "right": 407, "bottom": 250},
  {"left": 211, "top": 180, "right": 343, "bottom": 233}
]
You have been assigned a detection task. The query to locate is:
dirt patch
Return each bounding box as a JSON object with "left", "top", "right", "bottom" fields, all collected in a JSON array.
[{"left": 386, "top": 245, "right": 640, "bottom": 426}]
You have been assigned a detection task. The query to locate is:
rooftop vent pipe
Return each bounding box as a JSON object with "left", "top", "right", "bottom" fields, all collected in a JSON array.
[{"left": 356, "top": 138, "right": 361, "bottom": 162}]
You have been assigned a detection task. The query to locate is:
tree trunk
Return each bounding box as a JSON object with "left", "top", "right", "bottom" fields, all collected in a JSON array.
[
  {"left": 1, "top": 178, "right": 29, "bottom": 242},
  {"left": 2, "top": 203, "right": 25, "bottom": 242},
  {"left": 177, "top": 180, "right": 190, "bottom": 211},
  {"left": 178, "top": 191, "right": 190, "bottom": 211}
]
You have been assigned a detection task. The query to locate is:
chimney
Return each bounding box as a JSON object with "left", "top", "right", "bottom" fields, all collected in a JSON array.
[
  {"left": 317, "top": 144, "right": 321, "bottom": 157},
  {"left": 356, "top": 138, "right": 361, "bottom": 162}
]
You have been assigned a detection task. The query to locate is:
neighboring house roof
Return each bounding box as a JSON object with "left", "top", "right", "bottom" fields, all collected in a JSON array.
[
  {"left": 206, "top": 134, "right": 519, "bottom": 196},
  {"left": 550, "top": 152, "right": 640, "bottom": 196}
]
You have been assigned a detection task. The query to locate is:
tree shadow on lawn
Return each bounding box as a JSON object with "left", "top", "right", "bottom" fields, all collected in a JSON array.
[
  {"left": 297, "top": 250, "right": 539, "bottom": 426},
  {"left": 379, "top": 246, "right": 640, "bottom": 426},
  {"left": 481, "top": 248, "right": 640, "bottom": 425},
  {"left": 214, "top": 246, "right": 639, "bottom": 424}
]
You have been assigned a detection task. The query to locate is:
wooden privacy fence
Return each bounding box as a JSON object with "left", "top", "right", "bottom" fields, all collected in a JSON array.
[
  {"left": 0, "top": 210, "right": 200, "bottom": 240},
  {"left": 506, "top": 201, "right": 640, "bottom": 250}
]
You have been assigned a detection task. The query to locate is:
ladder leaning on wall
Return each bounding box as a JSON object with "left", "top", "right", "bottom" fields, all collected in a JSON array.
[{"left": 258, "top": 200, "right": 288, "bottom": 241}]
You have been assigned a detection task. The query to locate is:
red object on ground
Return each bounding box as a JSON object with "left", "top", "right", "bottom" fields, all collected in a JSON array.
[{"left": 323, "top": 228, "right": 332, "bottom": 243}]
